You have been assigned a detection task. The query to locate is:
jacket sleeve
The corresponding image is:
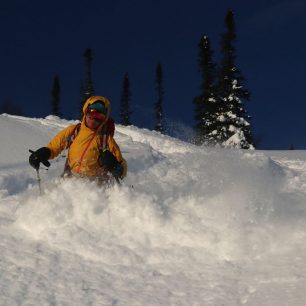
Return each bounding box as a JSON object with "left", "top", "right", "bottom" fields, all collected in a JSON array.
[
  {"left": 108, "top": 136, "right": 127, "bottom": 178},
  {"left": 47, "top": 125, "right": 77, "bottom": 159}
]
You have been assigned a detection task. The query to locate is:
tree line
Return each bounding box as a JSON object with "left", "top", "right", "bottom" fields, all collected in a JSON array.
[{"left": 50, "top": 9, "right": 254, "bottom": 149}]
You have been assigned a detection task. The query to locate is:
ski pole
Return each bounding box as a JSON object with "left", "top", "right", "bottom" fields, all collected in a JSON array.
[
  {"left": 36, "top": 168, "right": 42, "bottom": 195},
  {"left": 29, "top": 149, "right": 43, "bottom": 195}
]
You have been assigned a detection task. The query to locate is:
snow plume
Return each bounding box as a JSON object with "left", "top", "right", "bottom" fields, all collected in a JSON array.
[
  {"left": 1, "top": 114, "right": 306, "bottom": 305},
  {"left": 163, "top": 118, "right": 195, "bottom": 143}
]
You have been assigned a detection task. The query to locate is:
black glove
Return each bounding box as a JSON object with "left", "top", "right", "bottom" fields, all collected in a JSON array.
[
  {"left": 99, "top": 150, "right": 123, "bottom": 178},
  {"left": 112, "top": 163, "right": 124, "bottom": 179},
  {"left": 29, "top": 147, "right": 51, "bottom": 170}
]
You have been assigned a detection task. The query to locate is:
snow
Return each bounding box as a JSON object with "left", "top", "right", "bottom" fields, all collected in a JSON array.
[{"left": 1, "top": 113, "right": 306, "bottom": 305}]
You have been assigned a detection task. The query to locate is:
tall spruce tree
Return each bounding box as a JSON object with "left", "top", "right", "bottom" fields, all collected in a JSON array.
[
  {"left": 193, "top": 35, "right": 218, "bottom": 145},
  {"left": 80, "top": 48, "right": 94, "bottom": 113},
  {"left": 120, "top": 73, "right": 132, "bottom": 125},
  {"left": 51, "top": 75, "right": 61, "bottom": 117},
  {"left": 154, "top": 62, "right": 165, "bottom": 132},
  {"left": 216, "top": 9, "right": 254, "bottom": 149},
  {"left": 79, "top": 80, "right": 84, "bottom": 115}
]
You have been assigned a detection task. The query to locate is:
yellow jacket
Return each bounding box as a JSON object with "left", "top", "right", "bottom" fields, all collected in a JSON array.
[{"left": 47, "top": 96, "right": 127, "bottom": 177}]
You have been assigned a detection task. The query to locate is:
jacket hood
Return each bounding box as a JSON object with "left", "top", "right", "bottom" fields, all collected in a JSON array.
[{"left": 82, "top": 96, "right": 111, "bottom": 126}]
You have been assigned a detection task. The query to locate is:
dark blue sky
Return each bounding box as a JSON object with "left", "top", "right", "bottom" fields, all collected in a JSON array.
[{"left": 1, "top": 0, "right": 306, "bottom": 149}]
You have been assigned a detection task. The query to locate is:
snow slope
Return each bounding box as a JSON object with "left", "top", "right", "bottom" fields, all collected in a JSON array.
[{"left": 0, "top": 113, "right": 306, "bottom": 306}]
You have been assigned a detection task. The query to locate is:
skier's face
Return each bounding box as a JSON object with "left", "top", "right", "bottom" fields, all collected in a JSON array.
[
  {"left": 85, "top": 106, "right": 105, "bottom": 129},
  {"left": 85, "top": 113, "right": 102, "bottom": 129}
]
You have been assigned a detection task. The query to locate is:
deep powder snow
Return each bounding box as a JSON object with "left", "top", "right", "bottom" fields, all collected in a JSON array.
[{"left": 0, "top": 114, "right": 306, "bottom": 306}]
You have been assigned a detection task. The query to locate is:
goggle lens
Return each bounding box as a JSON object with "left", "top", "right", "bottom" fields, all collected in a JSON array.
[{"left": 88, "top": 103, "right": 107, "bottom": 115}]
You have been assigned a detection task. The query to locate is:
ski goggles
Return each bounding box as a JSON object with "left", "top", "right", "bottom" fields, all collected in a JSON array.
[
  {"left": 88, "top": 102, "right": 107, "bottom": 114},
  {"left": 86, "top": 102, "right": 107, "bottom": 121}
]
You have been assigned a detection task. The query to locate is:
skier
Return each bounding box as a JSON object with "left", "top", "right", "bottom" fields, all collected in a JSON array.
[{"left": 29, "top": 96, "right": 127, "bottom": 184}]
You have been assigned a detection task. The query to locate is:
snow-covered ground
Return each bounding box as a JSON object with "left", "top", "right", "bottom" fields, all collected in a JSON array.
[{"left": 0, "top": 113, "right": 306, "bottom": 306}]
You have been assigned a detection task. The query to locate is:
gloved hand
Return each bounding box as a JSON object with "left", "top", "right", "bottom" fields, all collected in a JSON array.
[
  {"left": 99, "top": 150, "right": 123, "bottom": 179},
  {"left": 29, "top": 147, "right": 51, "bottom": 170},
  {"left": 111, "top": 163, "right": 124, "bottom": 179}
]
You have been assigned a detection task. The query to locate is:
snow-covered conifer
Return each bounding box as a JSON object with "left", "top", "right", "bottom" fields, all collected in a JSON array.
[
  {"left": 215, "top": 9, "right": 254, "bottom": 149},
  {"left": 193, "top": 35, "right": 218, "bottom": 145}
]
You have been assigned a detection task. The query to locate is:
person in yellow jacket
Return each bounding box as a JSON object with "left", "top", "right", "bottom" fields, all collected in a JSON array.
[{"left": 29, "top": 96, "right": 127, "bottom": 183}]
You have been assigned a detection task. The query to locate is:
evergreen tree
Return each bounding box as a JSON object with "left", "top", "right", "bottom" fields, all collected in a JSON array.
[
  {"left": 154, "top": 62, "right": 165, "bottom": 132},
  {"left": 215, "top": 9, "right": 254, "bottom": 149},
  {"left": 120, "top": 73, "right": 132, "bottom": 125},
  {"left": 51, "top": 75, "right": 61, "bottom": 116},
  {"left": 79, "top": 80, "right": 85, "bottom": 116},
  {"left": 80, "top": 48, "right": 94, "bottom": 113},
  {"left": 193, "top": 35, "right": 218, "bottom": 145}
]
